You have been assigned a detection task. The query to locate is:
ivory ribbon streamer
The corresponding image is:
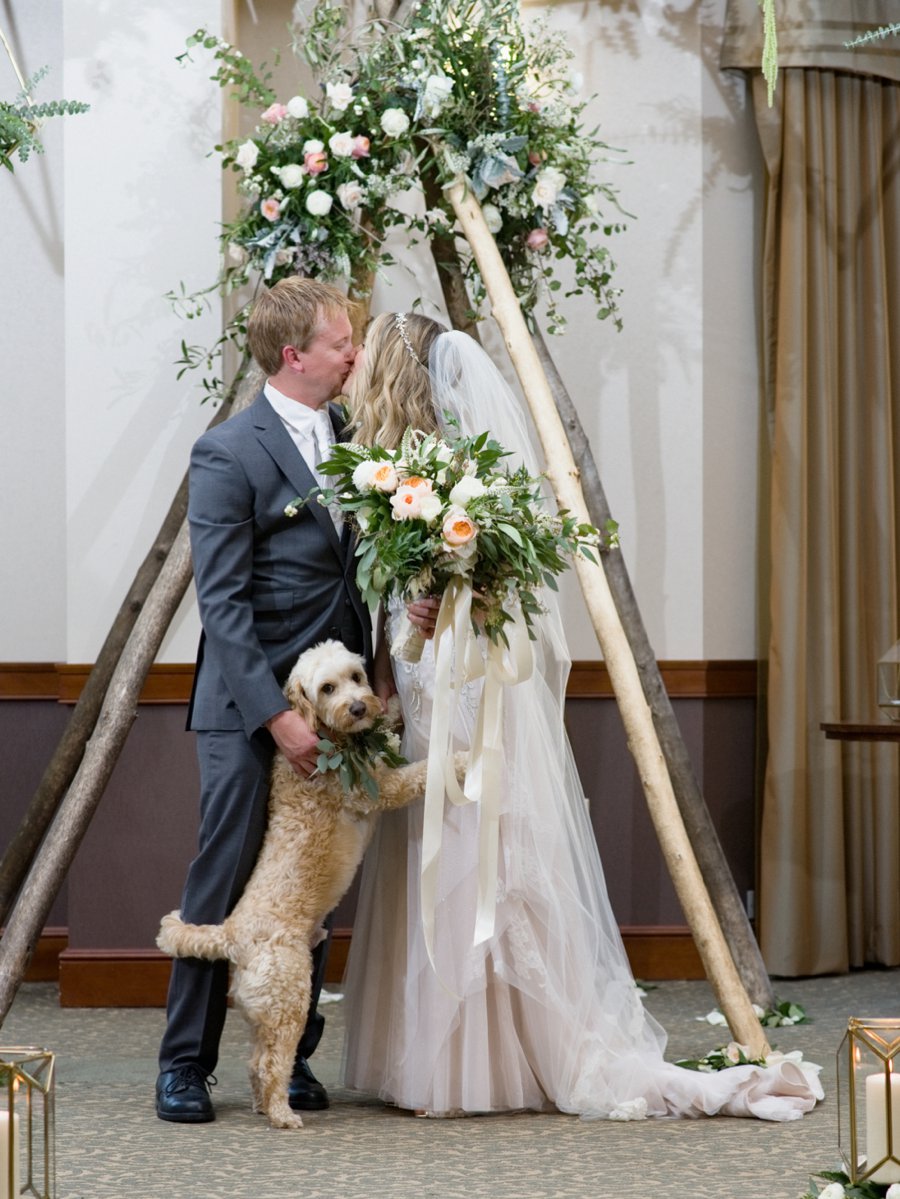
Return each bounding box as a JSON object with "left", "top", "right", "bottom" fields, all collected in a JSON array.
[{"left": 419, "top": 579, "right": 533, "bottom": 978}]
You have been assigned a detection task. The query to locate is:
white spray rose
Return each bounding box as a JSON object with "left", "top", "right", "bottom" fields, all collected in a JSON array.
[
  {"left": 272, "top": 163, "right": 306, "bottom": 189},
  {"left": 422, "top": 73, "right": 454, "bottom": 117},
  {"left": 481, "top": 203, "right": 503, "bottom": 234},
  {"left": 449, "top": 475, "right": 486, "bottom": 507},
  {"left": 380, "top": 107, "right": 410, "bottom": 137},
  {"left": 286, "top": 95, "right": 309, "bottom": 119},
  {"left": 531, "top": 165, "right": 567, "bottom": 209},
  {"left": 328, "top": 131, "right": 355, "bottom": 158},
  {"left": 337, "top": 181, "right": 366, "bottom": 211},
  {"left": 817, "top": 1185, "right": 845, "bottom": 1199},
  {"left": 305, "top": 190, "right": 333, "bottom": 216},
  {"left": 302, "top": 138, "right": 325, "bottom": 156},
  {"left": 235, "top": 140, "right": 259, "bottom": 170},
  {"left": 326, "top": 81, "right": 354, "bottom": 111}
]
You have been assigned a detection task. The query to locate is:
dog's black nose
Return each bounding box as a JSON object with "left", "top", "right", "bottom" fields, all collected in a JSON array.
[{"left": 349, "top": 700, "right": 367, "bottom": 719}]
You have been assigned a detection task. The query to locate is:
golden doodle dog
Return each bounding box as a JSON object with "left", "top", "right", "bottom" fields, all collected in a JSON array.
[{"left": 157, "top": 639, "right": 461, "bottom": 1130}]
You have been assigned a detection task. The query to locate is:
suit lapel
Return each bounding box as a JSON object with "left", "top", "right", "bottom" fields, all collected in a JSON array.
[{"left": 252, "top": 392, "right": 344, "bottom": 556}]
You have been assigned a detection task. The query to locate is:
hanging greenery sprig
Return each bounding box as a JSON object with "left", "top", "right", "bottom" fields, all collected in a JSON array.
[{"left": 0, "top": 26, "right": 89, "bottom": 172}]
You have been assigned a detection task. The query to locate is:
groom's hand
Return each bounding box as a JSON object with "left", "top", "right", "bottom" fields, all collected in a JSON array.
[
  {"left": 407, "top": 596, "right": 441, "bottom": 640},
  {"left": 266, "top": 709, "right": 320, "bottom": 776}
]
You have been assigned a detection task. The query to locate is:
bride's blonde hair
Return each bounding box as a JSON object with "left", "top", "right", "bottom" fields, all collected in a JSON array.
[{"left": 348, "top": 312, "right": 446, "bottom": 449}]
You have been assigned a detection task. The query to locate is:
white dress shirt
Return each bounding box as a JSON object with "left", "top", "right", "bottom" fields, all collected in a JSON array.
[{"left": 265, "top": 381, "right": 341, "bottom": 527}]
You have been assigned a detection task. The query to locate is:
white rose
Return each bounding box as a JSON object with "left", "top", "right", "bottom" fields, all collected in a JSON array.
[
  {"left": 227, "top": 242, "right": 248, "bottom": 266},
  {"left": 326, "top": 81, "right": 354, "bottom": 111},
  {"left": 235, "top": 139, "right": 259, "bottom": 170},
  {"left": 422, "top": 73, "right": 454, "bottom": 117},
  {"left": 352, "top": 459, "right": 380, "bottom": 491},
  {"left": 286, "top": 95, "right": 309, "bottom": 119},
  {"left": 481, "top": 203, "right": 503, "bottom": 234},
  {"left": 817, "top": 1185, "right": 845, "bottom": 1199},
  {"left": 380, "top": 107, "right": 410, "bottom": 137},
  {"left": 302, "top": 138, "right": 325, "bottom": 156},
  {"left": 337, "top": 180, "right": 366, "bottom": 211},
  {"left": 305, "top": 189, "right": 333, "bottom": 216},
  {"left": 328, "top": 131, "right": 355, "bottom": 158},
  {"left": 448, "top": 475, "right": 486, "bottom": 507},
  {"left": 418, "top": 493, "right": 444, "bottom": 524},
  {"left": 272, "top": 162, "right": 306, "bottom": 189},
  {"left": 531, "top": 165, "right": 567, "bottom": 209},
  {"left": 884, "top": 1185, "right": 900, "bottom": 1199}
]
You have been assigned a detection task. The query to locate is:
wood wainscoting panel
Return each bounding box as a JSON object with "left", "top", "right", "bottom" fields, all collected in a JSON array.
[
  {"left": 2, "top": 661, "right": 758, "bottom": 704},
  {"left": 56, "top": 927, "right": 703, "bottom": 1006}
]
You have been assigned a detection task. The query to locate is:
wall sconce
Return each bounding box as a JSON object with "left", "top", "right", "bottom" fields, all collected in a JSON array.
[
  {"left": 0, "top": 1048, "right": 55, "bottom": 1199},
  {"left": 839, "top": 1019, "right": 900, "bottom": 1183}
]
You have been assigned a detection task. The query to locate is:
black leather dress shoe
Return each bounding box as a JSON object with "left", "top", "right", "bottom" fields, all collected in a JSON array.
[
  {"left": 156, "top": 1065, "right": 216, "bottom": 1123},
  {"left": 288, "top": 1058, "right": 329, "bottom": 1111}
]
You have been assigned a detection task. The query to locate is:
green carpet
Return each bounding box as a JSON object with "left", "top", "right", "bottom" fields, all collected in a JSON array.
[{"left": 3, "top": 969, "right": 898, "bottom": 1199}]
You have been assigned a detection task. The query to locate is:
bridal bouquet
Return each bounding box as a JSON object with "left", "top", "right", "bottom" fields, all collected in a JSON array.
[{"left": 287, "top": 425, "right": 609, "bottom": 659}]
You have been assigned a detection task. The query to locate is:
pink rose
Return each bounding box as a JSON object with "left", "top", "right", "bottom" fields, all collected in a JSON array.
[
  {"left": 525, "top": 227, "right": 549, "bottom": 250},
  {"left": 351, "top": 135, "right": 371, "bottom": 159},
  {"left": 304, "top": 150, "right": 328, "bottom": 175},
  {"left": 261, "top": 103, "right": 288, "bottom": 125},
  {"left": 260, "top": 197, "right": 281, "bottom": 221}
]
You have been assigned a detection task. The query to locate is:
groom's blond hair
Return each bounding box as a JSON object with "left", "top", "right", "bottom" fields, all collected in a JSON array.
[{"left": 248, "top": 277, "right": 354, "bottom": 375}]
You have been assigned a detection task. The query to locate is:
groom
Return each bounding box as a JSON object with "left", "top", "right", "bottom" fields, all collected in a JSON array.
[{"left": 156, "top": 277, "right": 375, "bottom": 1122}]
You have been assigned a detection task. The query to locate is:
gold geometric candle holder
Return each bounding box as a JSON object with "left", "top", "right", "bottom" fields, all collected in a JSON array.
[
  {"left": 838, "top": 1019, "right": 900, "bottom": 1184},
  {"left": 0, "top": 1048, "right": 55, "bottom": 1199}
]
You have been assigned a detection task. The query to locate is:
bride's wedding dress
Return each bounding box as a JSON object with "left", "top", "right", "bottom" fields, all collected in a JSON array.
[
  {"left": 341, "top": 603, "right": 821, "bottom": 1121},
  {"left": 340, "top": 332, "right": 822, "bottom": 1121}
]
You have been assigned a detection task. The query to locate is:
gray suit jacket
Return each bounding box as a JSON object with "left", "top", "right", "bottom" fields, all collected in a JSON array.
[{"left": 185, "top": 391, "right": 371, "bottom": 736}]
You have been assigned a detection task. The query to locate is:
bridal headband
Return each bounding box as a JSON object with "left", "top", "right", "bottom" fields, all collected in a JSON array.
[{"left": 393, "top": 312, "right": 421, "bottom": 365}]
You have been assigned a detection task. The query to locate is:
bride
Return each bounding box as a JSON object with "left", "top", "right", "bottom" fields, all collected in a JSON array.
[{"left": 339, "top": 312, "right": 822, "bottom": 1122}]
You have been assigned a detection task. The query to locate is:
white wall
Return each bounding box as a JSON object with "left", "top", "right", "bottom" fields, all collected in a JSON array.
[
  {"left": 1, "top": 0, "right": 762, "bottom": 666},
  {"left": 2, "top": 0, "right": 221, "bottom": 664}
]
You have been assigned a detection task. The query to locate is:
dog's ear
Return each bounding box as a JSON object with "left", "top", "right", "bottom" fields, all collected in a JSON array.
[{"left": 285, "top": 674, "right": 318, "bottom": 730}]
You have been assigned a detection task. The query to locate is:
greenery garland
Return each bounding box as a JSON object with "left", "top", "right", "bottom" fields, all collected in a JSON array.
[{"left": 177, "top": 0, "right": 629, "bottom": 375}]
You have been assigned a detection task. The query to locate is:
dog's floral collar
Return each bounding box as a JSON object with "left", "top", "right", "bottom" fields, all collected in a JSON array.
[{"left": 315, "top": 716, "right": 406, "bottom": 799}]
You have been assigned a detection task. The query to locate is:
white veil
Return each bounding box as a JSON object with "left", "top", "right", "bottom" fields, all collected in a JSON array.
[
  {"left": 427, "top": 330, "right": 573, "bottom": 696},
  {"left": 342, "top": 328, "right": 823, "bottom": 1122}
]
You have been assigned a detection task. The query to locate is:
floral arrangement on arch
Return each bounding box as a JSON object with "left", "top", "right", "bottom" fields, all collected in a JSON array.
[
  {"left": 182, "top": 0, "right": 627, "bottom": 333},
  {"left": 285, "top": 423, "right": 606, "bottom": 648}
]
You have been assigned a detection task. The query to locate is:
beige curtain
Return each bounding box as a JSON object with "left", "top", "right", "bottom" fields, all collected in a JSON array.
[{"left": 723, "top": 2, "right": 900, "bottom": 975}]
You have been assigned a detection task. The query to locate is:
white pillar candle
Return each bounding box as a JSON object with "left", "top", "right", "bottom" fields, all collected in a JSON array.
[
  {"left": 0, "top": 1110, "right": 20, "bottom": 1199},
  {"left": 866, "top": 1071, "right": 900, "bottom": 1182}
]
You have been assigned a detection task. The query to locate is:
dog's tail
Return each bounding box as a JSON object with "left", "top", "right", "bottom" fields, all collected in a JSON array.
[{"left": 156, "top": 910, "right": 229, "bottom": 962}]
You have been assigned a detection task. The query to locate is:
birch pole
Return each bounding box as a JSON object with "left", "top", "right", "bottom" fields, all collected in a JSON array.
[{"left": 446, "top": 177, "right": 769, "bottom": 1057}]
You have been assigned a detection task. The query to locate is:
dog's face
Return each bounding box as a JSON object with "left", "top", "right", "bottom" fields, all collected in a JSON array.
[{"left": 284, "top": 640, "right": 381, "bottom": 734}]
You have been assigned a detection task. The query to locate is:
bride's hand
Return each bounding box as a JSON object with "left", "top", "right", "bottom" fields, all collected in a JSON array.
[{"left": 407, "top": 596, "right": 441, "bottom": 640}]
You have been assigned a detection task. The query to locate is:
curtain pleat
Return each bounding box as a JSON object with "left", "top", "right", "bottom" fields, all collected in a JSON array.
[{"left": 754, "top": 68, "right": 900, "bottom": 976}]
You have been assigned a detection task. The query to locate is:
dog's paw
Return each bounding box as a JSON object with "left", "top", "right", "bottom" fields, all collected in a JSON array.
[
  {"left": 155, "top": 911, "right": 182, "bottom": 953},
  {"left": 268, "top": 1105, "right": 305, "bottom": 1130},
  {"left": 309, "top": 924, "right": 328, "bottom": 949}
]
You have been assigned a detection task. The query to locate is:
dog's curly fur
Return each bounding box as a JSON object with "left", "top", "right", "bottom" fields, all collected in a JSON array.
[{"left": 157, "top": 640, "right": 457, "bottom": 1129}]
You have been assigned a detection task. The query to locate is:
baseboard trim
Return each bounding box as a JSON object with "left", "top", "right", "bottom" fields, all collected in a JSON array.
[
  {"left": 54, "top": 927, "right": 703, "bottom": 1007},
  {"left": 1, "top": 661, "right": 759, "bottom": 703}
]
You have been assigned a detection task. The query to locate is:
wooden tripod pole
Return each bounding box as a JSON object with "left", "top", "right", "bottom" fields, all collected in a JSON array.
[{"left": 446, "top": 177, "right": 769, "bottom": 1057}]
